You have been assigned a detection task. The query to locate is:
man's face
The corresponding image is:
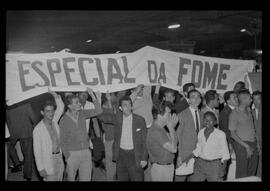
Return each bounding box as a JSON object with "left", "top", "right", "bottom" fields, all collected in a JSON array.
[
  {"left": 189, "top": 92, "right": 201, "bottom": 107},
  {"left": 253, "top": 95, "right": 261, "bottom": 108},
  {"left": 212, "top": 94, "right": 220, "bottom": 108},
  {"left": 228, "top": 93, "right": 239, "bottom": 107},
  {"left": 110, "top": 93, "right": 117, "bottom": 104},
  {"left": 69, "top": 97, "right": 82, "bottom": 111},
  {"left": 164, "top": 92, "right": 175, "bottom": 103},
  {"left": 41, "top": 105, "right": 55, "bottom": 121},
  {"left": 203, "top": 114, "right": 216, "bottom": 129},
  {"left": 188, "top": 86, "right": 195, "bottom": 93},
  {"left": 78, "top": 92, "right": 88, "bottom": 104},
  {"left": 120, "top": 100, "right": 132, "bottom": 116},
  {"left": 239, "top": 93, "right": 252, "bottom": 106},
  {"left": 157, "top": 106, "right": 171, "bottom": 127}
]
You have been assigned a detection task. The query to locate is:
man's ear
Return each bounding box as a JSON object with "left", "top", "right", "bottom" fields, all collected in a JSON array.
[
  {"left": 40, "top": 110, "right": 44, "bottom": 116},
  {"left": 119, "top": 106, "right": 122, "bottom": 111}
]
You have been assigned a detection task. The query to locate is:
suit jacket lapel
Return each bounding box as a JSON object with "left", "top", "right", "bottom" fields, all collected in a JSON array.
[
  {"left": 132, "top": 114, "right": 136, "bottom": 146},
  {"left": 187, "top": 108, "right": 196, "bottom": 132},
  {"left": 118, "top": 113, "right": 123, "bottom": 142}
]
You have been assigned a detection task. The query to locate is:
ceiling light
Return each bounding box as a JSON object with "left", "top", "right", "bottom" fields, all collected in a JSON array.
[
  {"left": 240, "top": 29, "right": 246, "bottom": 32},
  {"left": 116, "top": 51, "right": 120, "bottom": 53},
  {"left": 86, "top": 40, "right": 92, "bottom": 43},
  {"left": 168, "top": 24, "right": 181, "bottom": 29}
]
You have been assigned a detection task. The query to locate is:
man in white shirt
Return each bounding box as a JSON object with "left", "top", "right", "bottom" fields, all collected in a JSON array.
[
  {"left": 33, "top": 91, "right": 65, "bottom": 181},
  {"left": 112, "top": 96, "right": 148, "bottom": 181},
  {"left": 183, "top": 111, "right": 230, "bottom": 181}
]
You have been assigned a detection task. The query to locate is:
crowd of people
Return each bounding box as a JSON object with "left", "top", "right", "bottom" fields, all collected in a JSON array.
[{"left": 5, "top": 81, "right": 261, "bottom": 182}]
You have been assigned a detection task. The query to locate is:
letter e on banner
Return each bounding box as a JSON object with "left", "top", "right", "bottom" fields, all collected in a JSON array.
[{"left": 18, "top": 61, "right": 35, "bottom": 92}]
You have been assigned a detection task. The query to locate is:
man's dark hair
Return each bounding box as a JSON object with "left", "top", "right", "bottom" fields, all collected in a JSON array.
[
  {"left": 65, "top": 94, "right": 78, "bottom": 106},
  {"left": 187, "top": 89, "right": 201, "bottom": 98},
  {"left": 183, "top": 83, "right": 195, "bottom": 93},
  {"left": 119, "top": 96, "right": 133, "bottom": 107},
  {"left": 233, "top": 81, "right": 245, "bottom": 92},
  {"left": 252, "top": 90, "right": 261, "bottom": 97},
  {"left": 41, "top": 100, "right": 56, "bottom": 111},
  {"left": 163, "top": 88, "right": 175, "bottom": 96},
  {"left": 204, "top": 90, "right": 218, "bottom": 105},
  {"left": 237, "top": 88, "right": 250, "bottom": 97},
  {"left": 203, "top": 111, "right": 217, "bottom": 122},
  {"left": 152, "top": 101, "right": 174, "bottom": 120},
  {"left": 224, "top": 91, "right": 236, "bottom": 104}
]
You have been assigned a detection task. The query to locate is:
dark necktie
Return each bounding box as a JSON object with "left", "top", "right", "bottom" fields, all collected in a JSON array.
[{"left": 195, "top": 110, "right": 199, "bottom": 134}]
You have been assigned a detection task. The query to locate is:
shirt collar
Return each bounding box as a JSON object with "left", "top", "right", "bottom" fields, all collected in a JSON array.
[
  {"left": 228, "top": 104, "right": 235, "bottom": 110},
  {"left": 206, "top": 105, "right": 215, "bottom": 112},
  {"left": 189, "top": 106, "right": 198, "bottom": 112}
]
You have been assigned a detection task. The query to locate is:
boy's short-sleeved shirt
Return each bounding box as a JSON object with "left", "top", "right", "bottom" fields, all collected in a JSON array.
[
  {"left": 229, "top": 107, "right": 256, "bottom": 142},
  {"left": 147, "top": 125, "right": 175, "bottom": 165}
]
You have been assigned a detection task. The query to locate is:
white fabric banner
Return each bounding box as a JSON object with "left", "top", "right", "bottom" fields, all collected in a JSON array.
[{"left": 6, "top": 46, "right": 254, "bottom": 106}]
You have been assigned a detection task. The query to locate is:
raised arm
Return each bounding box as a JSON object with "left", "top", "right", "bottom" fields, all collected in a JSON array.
[
  {"left": 49, "top": 91, "right": 64, "bottom": 124},
  {"left": 82, "top": 88, "right": 103, "bottom": 118},
  {"left": 130, "top": 84, "right": 144, "bottom": 102},
  {"left": 152, "top": 84, "right": 161, "bottom": 108}
]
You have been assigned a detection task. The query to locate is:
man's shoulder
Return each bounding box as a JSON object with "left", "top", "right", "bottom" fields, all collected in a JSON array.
[
  {"left": 180, "top": 107, "right": 190, "bottom": 114},
  {"left": 133, "top": 113, "right": 145, "bottom": 121},
  {"left": 33, "top": 120, "right": 44, "bottom": 133},
  {"left": 215, "top": 128, "right": 226, "bottom": 137}
]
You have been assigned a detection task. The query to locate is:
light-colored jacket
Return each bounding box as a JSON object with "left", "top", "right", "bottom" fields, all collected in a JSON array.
[{"left": 33, "top": 96, "right": 64, "bottom": 175}]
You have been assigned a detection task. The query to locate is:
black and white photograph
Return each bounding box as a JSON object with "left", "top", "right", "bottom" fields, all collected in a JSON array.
[{"left": 5, "top": 10, "right": 262, "bottom": 182}]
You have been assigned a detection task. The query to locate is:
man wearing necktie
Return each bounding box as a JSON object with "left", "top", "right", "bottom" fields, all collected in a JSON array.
[{"left": 175, "top": 89, "right": 203, "bottom": 182}]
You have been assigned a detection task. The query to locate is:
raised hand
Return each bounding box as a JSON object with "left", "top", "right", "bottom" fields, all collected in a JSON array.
[
  {"left": 167, "top": 113, "right": 179, "bottom": 129},
  {"left": 86, "top": 87, "right": 96, "bottom": 100},
  {"left": 48, "top": 89, "right": 58, "bottom": 99}
]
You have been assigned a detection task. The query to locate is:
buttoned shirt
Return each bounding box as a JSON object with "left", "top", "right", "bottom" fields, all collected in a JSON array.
[
  {"left": 120, "top": 114, "right": 134, "bottom": 150},
  {"left": 193, "top": 128, "right": 230, "bottom": 162},
  {"left": 45, "top": 122, "right": 60, "bottom": 153},
  {"left": 189, "top": 107, "right": 201, "bottom": 131}
]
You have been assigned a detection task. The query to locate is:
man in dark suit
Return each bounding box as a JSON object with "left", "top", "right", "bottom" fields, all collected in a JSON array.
[
  {"left": 100, "top": 95, "right": 148, "bottom": 181},
  {"left": 175, "top": 83, "right": 195, "bottom": 114},
  {"left": 252, "top": 91, "right": 261, "bottom": 178},
  {"left": 6, "top": 102, "right": 39, "bottom": 181},
  {"left": 175, "top": 89, "right": 203, "bottom": 181},
  {"left": 219, "top": 91, "right": 239, "bottom": 180}
]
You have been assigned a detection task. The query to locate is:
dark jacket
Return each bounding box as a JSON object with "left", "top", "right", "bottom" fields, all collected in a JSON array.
[
  {"left": 175, "top": 97, "right": 189, "bottom": 114},
  {"left": 6, "top": 103, "right": 38, "bottom": 139},
  {"left": 219, "top": 105, "right": 233, "bottom": 143},
  {"left": 153, "top": 93, "right": 189, "bottom": 114},
  {"left": 99, "top": 112, "right": 148, "bottom": 167}
]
